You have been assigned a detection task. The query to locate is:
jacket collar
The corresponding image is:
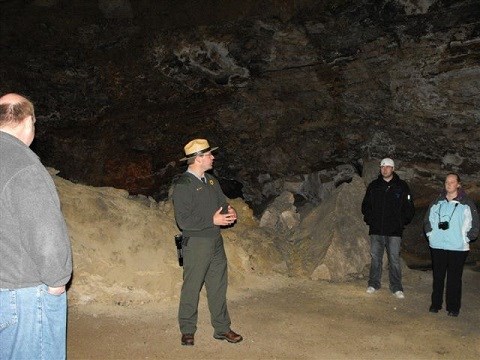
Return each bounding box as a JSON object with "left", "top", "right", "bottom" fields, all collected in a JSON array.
[{"left": 440, "top": 188, "right": 466, "bottom": 201}]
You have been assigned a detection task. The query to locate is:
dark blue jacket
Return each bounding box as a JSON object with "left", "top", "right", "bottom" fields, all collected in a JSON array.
[{"left": 361, "top": 172, "right": 415, "bottom": 237}]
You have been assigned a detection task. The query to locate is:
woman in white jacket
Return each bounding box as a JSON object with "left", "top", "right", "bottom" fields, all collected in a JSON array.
[{"left": 424, "top": 173, "right": 479, "bottom": 317}]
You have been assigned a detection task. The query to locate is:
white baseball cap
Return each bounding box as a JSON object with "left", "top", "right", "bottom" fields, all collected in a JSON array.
[{"left": 380, "top": 158, "right": 395, "bottom": 167}]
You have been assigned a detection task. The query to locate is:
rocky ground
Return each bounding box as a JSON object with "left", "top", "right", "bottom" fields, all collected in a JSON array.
[{"left": 67, "top": 267, "right": 480, "bottom": 359}]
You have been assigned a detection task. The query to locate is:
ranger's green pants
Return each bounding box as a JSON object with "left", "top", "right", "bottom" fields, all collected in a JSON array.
[{"left": 178, "top": 235, "right": 231, "bottom": 335}]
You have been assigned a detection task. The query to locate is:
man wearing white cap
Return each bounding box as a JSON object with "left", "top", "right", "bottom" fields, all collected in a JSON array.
[
  {"left": 361, "top": 158, "right": 415, "bottom": 299},
  {"left": 172, "top": 139, "right": 242, "bottom": 346}
]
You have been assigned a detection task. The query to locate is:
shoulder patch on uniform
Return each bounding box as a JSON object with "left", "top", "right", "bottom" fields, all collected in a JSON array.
[{"left": 175, "top": 175, "right": 192, "bottom": 185}]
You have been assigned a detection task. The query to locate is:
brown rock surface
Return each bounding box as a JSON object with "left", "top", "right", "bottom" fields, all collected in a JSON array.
[{"left": 53, "top": 170, "right": 283, "bottom": 306}]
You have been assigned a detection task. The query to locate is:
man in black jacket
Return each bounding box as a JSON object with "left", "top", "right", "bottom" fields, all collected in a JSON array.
[{"left": 361, "top": 158, "right": 415, "bottom": 299}]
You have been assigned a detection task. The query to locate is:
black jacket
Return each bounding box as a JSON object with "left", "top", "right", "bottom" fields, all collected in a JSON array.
[{"left": 361, "top": 172, "right": 415, "bottom": 236}]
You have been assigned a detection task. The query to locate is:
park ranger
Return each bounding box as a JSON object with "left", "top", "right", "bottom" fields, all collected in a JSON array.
[{"left": 172, "top": 138, "right": 243, "bottom": 346}]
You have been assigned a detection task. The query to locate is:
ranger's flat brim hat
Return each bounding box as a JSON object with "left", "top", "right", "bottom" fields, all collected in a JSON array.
[{"left": 180, "top": 138, "right": 218, "bottom": 161}]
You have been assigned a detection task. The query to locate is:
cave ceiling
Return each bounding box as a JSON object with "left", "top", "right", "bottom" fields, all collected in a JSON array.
[{"left": 1, "top": 0, "right": 479, "bottom": 208}]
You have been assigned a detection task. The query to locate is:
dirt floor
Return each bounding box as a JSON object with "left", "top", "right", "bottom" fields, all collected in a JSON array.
[{"left": 67, "top": 267, "right": 480, "bottom": 360}]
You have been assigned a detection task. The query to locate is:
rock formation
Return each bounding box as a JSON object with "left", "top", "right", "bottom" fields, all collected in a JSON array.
[
  {"left": 54, "top": 169, "right": 425, "bottom": 306},
  {"left": 51, "top": 169, "right": 284, "bottom": 306},
  {"left": 286, "top": 176, "right": 371, "bottom": 281},
  {"left": 1, "top": 0, "right": 479, "bottom": 204}
]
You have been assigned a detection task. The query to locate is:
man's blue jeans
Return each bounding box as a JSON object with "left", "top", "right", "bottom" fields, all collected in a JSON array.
[
  {"left": 0, "top": 284, "right": 67, "bottom": 360},
  {"left": 368, "top": 235, "right": 403, "bottom": 292}
]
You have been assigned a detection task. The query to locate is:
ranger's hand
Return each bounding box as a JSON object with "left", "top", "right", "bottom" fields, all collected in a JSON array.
[{"left": 213, "top": 207, "right": 237, "bottom": 226}]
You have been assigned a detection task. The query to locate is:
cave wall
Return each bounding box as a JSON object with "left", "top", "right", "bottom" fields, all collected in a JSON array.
[{"left": 0, "top": 0, "right": 479, "bottom": 207}]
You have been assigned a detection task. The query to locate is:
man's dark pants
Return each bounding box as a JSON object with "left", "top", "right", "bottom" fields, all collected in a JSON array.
[{"left": 179, "top": 235, "right": 231, "bottom": 335}]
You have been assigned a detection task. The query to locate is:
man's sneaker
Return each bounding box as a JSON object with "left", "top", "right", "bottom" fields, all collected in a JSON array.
[
  {"left": 366, "top": 286, "right": 377, "bottom": 294},
  {"left": 393, "top": 290, "right": 405, "bottom": 299}
]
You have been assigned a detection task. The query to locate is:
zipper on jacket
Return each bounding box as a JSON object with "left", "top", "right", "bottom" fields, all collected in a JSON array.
[{"left": 381, "top": 185, "right": 390, "bottom": 233}]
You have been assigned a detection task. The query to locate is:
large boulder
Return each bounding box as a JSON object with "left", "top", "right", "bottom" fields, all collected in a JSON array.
[{"left": 286, "top": 175, "right": 370, "bottom": 281}]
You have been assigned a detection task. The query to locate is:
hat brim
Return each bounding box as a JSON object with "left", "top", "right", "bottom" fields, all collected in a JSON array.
[{"left": 179, "top": 146, "right": 219, "bottom": 161}]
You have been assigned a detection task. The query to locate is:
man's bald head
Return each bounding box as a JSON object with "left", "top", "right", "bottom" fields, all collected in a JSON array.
[
  {"left": 0, "top": 93, "right": 36, "bottom": 145},
  {"left": 0, "top": 93, "right": 35, "bottom": 128},
  {"left": 0, "top": 93, "right": 29, "bottom": 105}
]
